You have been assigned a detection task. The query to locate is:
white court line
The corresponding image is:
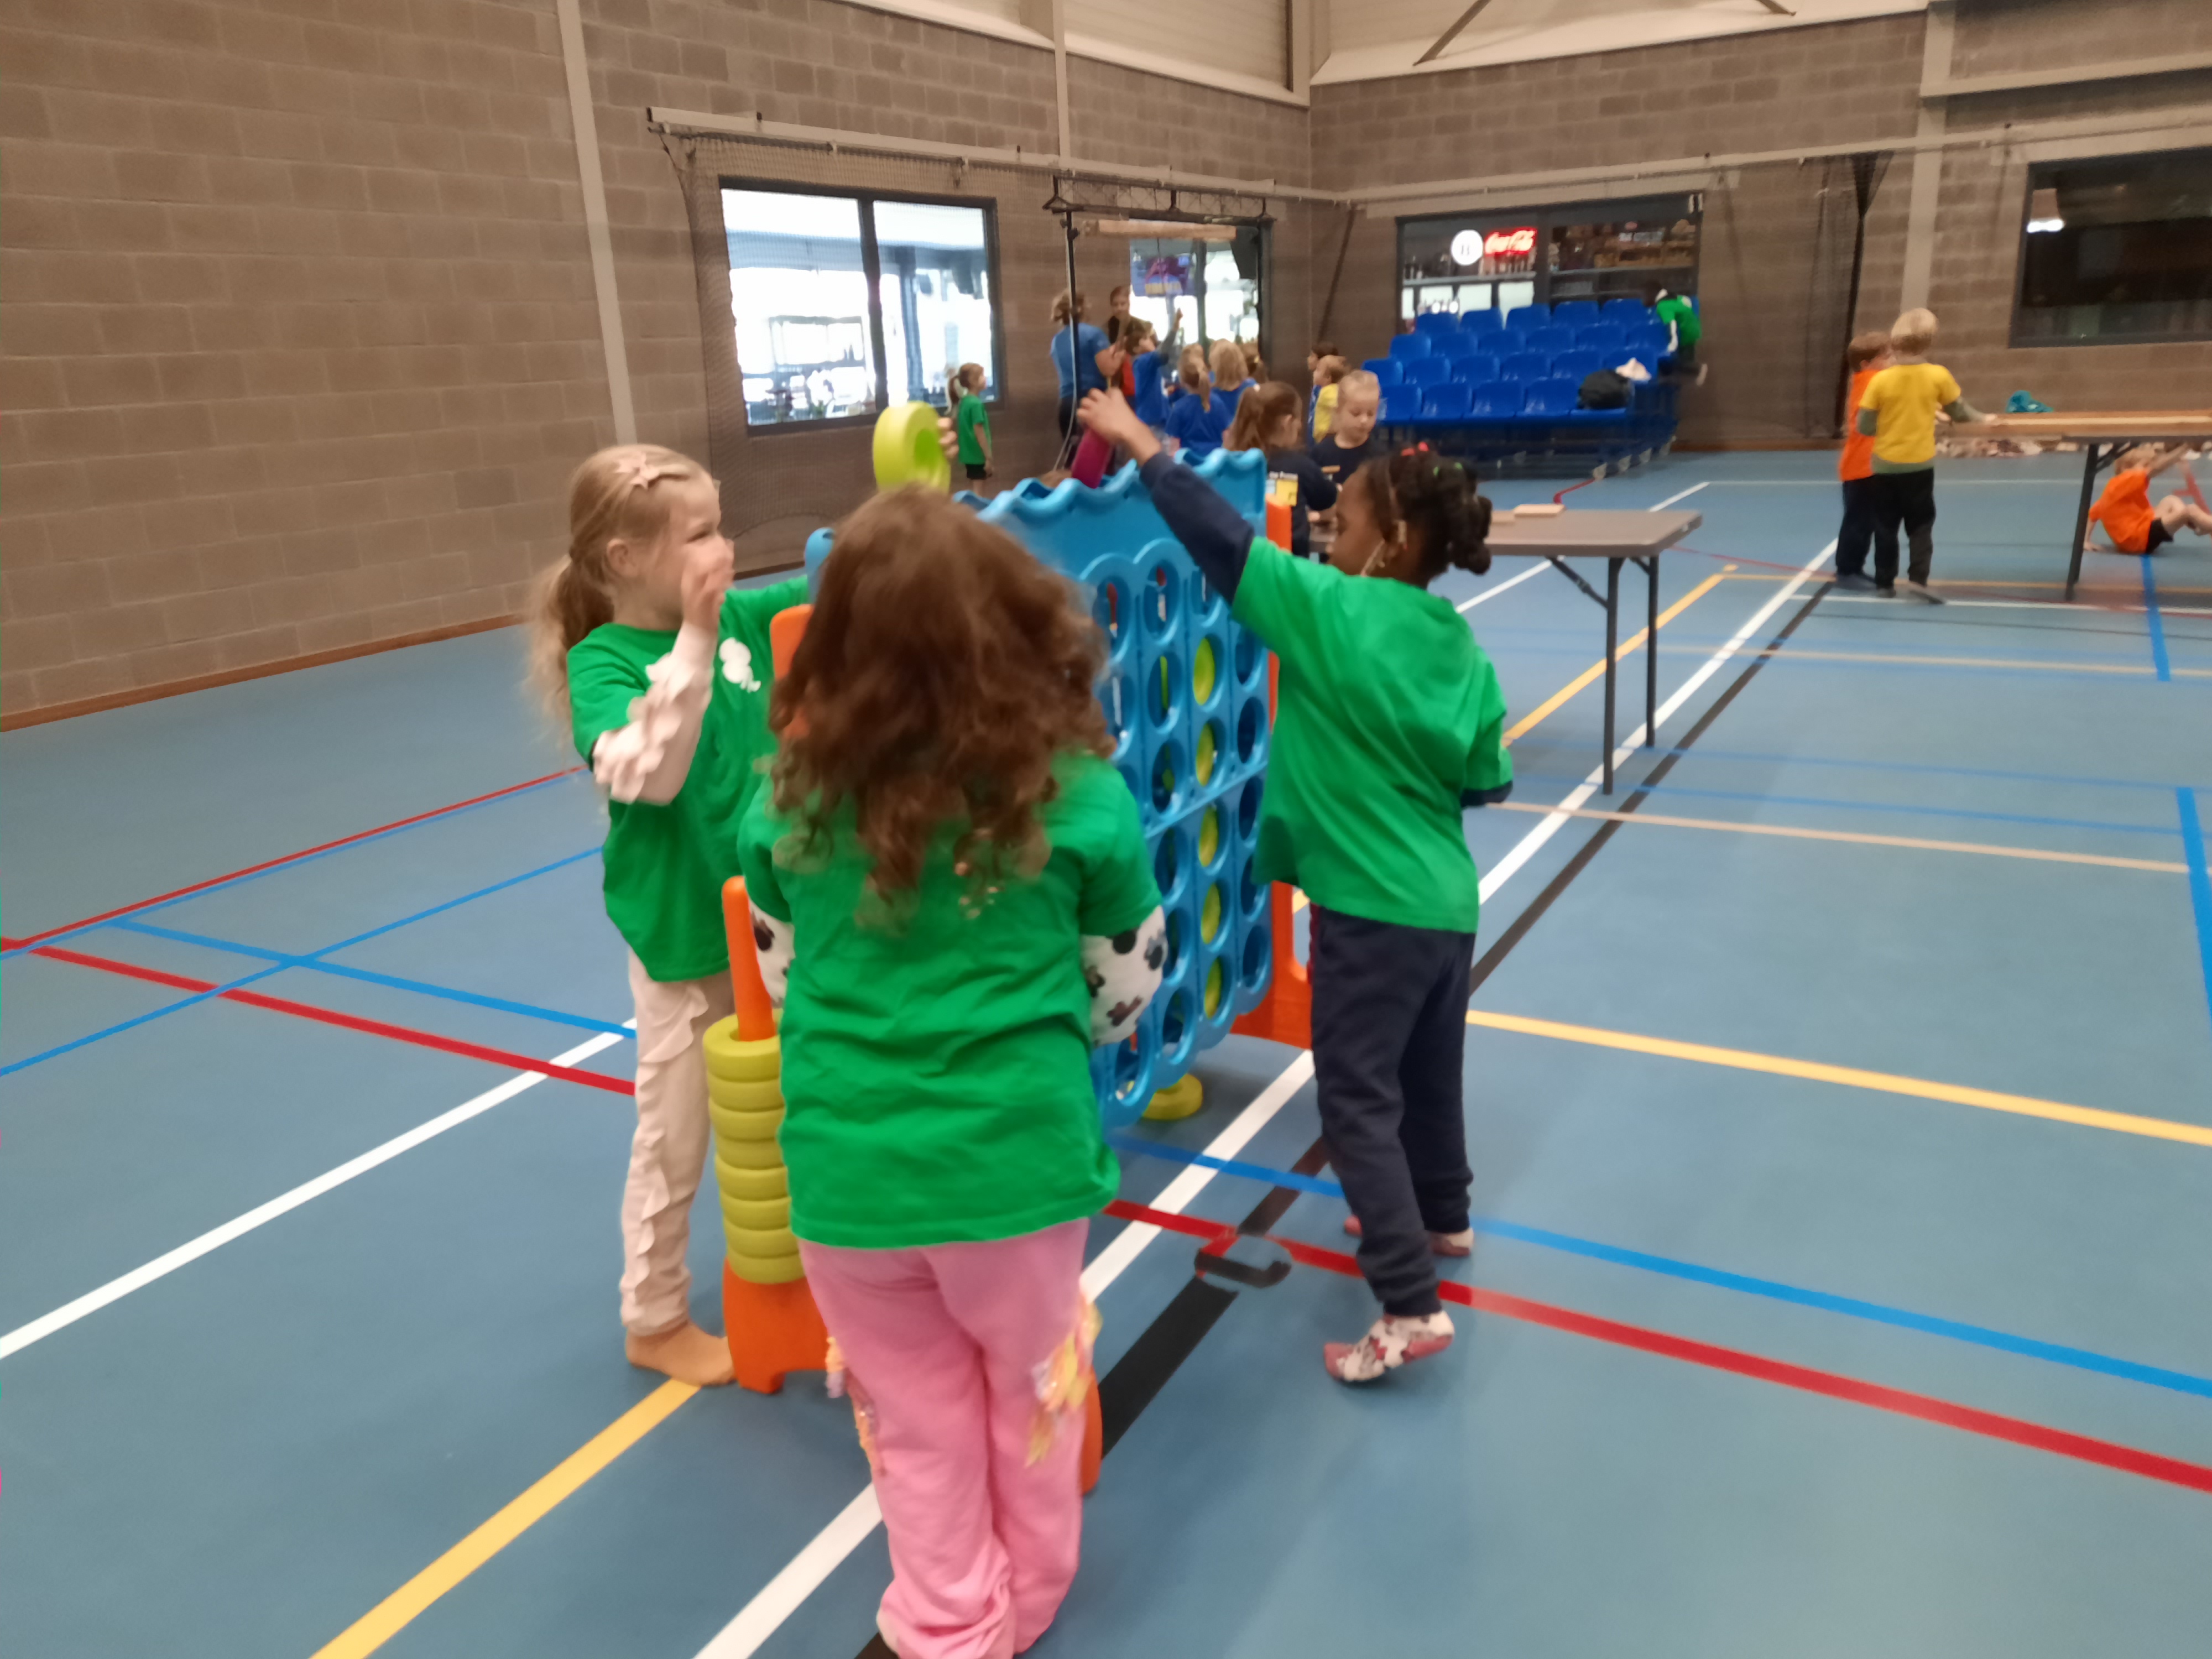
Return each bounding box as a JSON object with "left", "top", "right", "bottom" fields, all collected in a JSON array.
[
  {"left": 692, "top": 536, "right": 1840, "bottom": 1659},
  {"left": 692, "top": 1051, "right": 1319, "bottom": 1659},
  {"left": 1456, "top": 561, "right": 1547, "bottom": 612},
  {"left": 0, "top": 1027, "right": 631, "bottom": 1362},
  {"left": 1649, "top": 481, "right": 1709, "bottom": 511}
]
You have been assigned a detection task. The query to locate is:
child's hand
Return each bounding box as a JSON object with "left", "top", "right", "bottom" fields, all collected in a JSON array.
[
  {"left": 937, "top": 416, "right": 960, "bottom": 467},
  {"left": 680, "top": 538, "right": 734, "bottom": 630},
  {"left": 1079, "top": 388, "right": 1150, "bottom": 453}
]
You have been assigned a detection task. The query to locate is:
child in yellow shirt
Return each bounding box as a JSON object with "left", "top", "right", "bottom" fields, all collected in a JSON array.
[{"left": 1853, "top": 308, "right": 1985, "bottom": 603}]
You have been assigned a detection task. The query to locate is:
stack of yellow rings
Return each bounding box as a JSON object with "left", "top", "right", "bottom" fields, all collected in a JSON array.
[{"left": 703, "top": 1017, "right": 802, "bottom": 1284}]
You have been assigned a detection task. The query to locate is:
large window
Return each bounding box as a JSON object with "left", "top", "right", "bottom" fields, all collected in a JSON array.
[
  {"left": 1397, "top": 193, "right": 1700, "bottom": 328},
  {"left": 1124, "top": 225, "right": 1265, "bottom": 358},
  {"left": 723, "top": 186, "right": 999, "bottom": 427},
  {"left": 2013, "top": 148, "right": 2212, "bottom": 346}
]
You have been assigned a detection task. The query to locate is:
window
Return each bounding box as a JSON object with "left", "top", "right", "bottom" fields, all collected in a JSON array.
[
  {"left": 1124, "top": 225, "right": 1266, "bottom": 359},
  {"left": 723, "top": 186, "right": 999, "bottom": 427},
  {"left": 1397, "top": 194, "right": 1700, "bottom": 328},
  {"left": 2013, "top": 148, "right": 2212, "bottom": 346}
]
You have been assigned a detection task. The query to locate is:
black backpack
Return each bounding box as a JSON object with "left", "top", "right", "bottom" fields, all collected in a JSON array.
[{"left": 1579, "top": 369, "right": 1631, "bottom": 410}]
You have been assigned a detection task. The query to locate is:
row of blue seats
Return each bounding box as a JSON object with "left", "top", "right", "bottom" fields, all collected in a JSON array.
[
  {"left": 1391, "top": 322, "right": 1660, "bottom": 363},
  {"left": 1368, "top": 345, "right": 1650, "bottom": 388},
  {"left": 1384, "top": 380, "right": 1601, "bottom": 420}
]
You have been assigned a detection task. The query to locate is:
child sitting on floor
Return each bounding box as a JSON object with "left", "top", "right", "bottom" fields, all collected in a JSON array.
[
  {"left": 533, "top": 445, "right": 808, "bottom": 1389},
  {"left": 1081, "top": 389, "right": 1511, "bottom": 1385},
  {"left": 2086, "top": 445, "right": 2212, "bottom": 555},
  {"left": 738, "top": 489, "right": 1165, "bottom": 1659}
]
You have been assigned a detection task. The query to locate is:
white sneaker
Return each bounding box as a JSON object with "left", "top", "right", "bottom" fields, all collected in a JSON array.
[
  {"left": 1900, "top": 579, "right": 1946, "bottom": 604},
  {"left": 1343, "top": 1214, "right": 1473, "bottom": 1257},
  {"left": 1323, "top": 1311, "right": 1455, "bottom": 1383}
]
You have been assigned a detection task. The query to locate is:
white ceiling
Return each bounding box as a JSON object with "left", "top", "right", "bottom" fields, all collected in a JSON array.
[{"left": 1314, "top": 0, "right": 1927, "bottom": 85}]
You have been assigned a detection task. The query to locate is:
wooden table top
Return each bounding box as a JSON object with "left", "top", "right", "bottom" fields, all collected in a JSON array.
[
  {"left": 1973, "top": 411, "right": 2212, "bottom": 439},
  {"left": 1486, "top": 508, "right": 1703, "bottom": 557}
]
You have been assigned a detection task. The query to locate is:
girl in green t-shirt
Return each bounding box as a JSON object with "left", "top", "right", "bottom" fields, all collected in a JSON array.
[
  {"left": 530, "top": 444, "right": 805, "bottom": 1391},
  {"left": 1082, "top": 389, "right": 1512, "bottom": 1386},
  {"left": 736, "top": 488, "right": 1164, "bottom": 1659}
]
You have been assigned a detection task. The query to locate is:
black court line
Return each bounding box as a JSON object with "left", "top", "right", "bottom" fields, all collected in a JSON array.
[{"left": 853, "top": 579, "right": 1832, "bottom": 1657}]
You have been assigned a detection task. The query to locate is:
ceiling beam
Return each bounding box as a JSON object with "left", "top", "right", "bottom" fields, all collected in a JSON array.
[{"left": 1415, "top": 0, "right": 1499, "bottom": 67}]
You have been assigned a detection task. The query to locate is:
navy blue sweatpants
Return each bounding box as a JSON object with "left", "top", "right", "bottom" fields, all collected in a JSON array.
[{"left": 1308, "top": 906, "right": 1477, "bottom": 1317}]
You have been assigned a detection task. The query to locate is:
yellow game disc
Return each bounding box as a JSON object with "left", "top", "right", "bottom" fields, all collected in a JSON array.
[
  {"left": 1196, "top": 723, "right": 1217, "bottom": 785},
  {"left": 1193, "top": 638, "right": 1217, "bottom": 703},
  {"left": 1204, "top": 959, "right": 1225, "bottom": 1018},
  {"left": 873, "top": 401, "right": 951, "bottom": 493},
  {"left": 1143, "top": 1074, "right": 1205, "bottom": 1121},
  {"left": 1199, "top": 805, "right": 1220, "bottom": 867},
  {"left": 1202, "top": 883, "right": 1223, "bottom": 943}
]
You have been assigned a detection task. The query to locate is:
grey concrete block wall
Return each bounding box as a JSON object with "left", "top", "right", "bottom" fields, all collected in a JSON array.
[{"left": 7, "top": 0, "right": 2211, "bottom": 716}]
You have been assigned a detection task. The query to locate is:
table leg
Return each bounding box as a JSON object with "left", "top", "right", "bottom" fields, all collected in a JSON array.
[
  {"left": 1602, "top": 557, "right": 1621, "bottom": 794},
  {"left": 2065, "top": 442, "right": 2101, "bottom": 602},
  {"left": 1643, "top": 555, "right": 1658, "bottom": 748}
]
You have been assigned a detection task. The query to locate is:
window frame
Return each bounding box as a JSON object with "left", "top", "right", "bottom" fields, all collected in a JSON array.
[
  {"left": 719, "top": 176, "right": 1006, "bottom": 435},
  {"left": 1394, "top": 193, "right": 1702, "bottom": 328},
  {"left": 2007, "top": 145, "right": 2212, "bottom": 350}
]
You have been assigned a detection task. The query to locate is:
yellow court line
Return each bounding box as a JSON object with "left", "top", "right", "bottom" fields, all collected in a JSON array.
[
  {"left": 1752, "top": 644, "right": 2212, "bottom": 679},
  {"left": 1487, "top": 799, "right": 2188, "bottom": 874},
  {"left": 314, "top": 1379, "right": 697, "bottom": 1659},
  {"left": 1502, "top": 572, "right": 1726, "bottom": 745},
  {"left": 1464, "top": 1009, "right": 2212, "bottom": 1150}
]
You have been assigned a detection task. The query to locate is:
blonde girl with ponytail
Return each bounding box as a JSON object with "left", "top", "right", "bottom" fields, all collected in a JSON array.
[{"left": 533, "top": 443, "right": 808, "bottom": 1387}]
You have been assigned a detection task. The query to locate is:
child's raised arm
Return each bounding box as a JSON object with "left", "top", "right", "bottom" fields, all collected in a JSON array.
[{"left": 1079, "top": 388, "right": 1256, "bottom": 598}]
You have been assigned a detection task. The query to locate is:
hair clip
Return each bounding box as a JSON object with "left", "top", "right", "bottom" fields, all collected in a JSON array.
[{"left": 612, "top": 450, "right": 677, "bottom": 492}]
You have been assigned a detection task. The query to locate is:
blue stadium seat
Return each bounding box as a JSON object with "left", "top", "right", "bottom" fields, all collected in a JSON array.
[
  {"left": 1452, "top": 354, "right": 1501, "bottom": 385},
  {"left": 1389, "top": 332, "right": 1432, "bottom": 360},
  {"left": 1503, "top": 304, "right": 1548, "bottom": 331},
  {"left": 1459, "top": 310, "right": 1504, "bottom": 337},
  {"left": 1552, "top": 299, "right": 1600, "bottom": 328},
  {"left": 1552, "top": 351, "right": 1603, "bottom": 384},
  {"left": 1380, "top": 390, "right": 1412, "bottom": 422},
  {"left": 1415, "top": 311, "right": 1458, "bottom": 335},
  {"left": 1472, "top": 384, "right": 1525, "bottom": 416},
  {"left": 1524, "top": 379, "right": 1579, "bottom": 415},
  {"left": 1401, "top": 356, "right": 1449, "bottom": 387},
  {"left": 1525, "top": 325, "right": 1574, "bottom": 357},
  {"left": 1432, "top": 331, "right": 1480, "bottom": 358},
  {"left": 1423, "top": 383, "right": 1474, "bottom": 419},
  {"left": 1363, "top": 357, "right": 1403, "bottom": 385},
  {"left": 1501, "top": 351, "right": 1549, "bottom": 382},
  {"left": 1602, "top": 298, "right": 1648, "bottom": 323},
  {"left": 1577, "top": 325, "right": 1626, "bottom": 357}
]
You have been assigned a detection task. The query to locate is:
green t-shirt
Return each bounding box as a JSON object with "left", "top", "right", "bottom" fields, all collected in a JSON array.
[
  {"left": 738, "top": 753, "right": 1159, "bottom": 1249},
  {"left": 1655, "top": 294, "right": 1702, "bottom": 351},
  {"left": 955, "top": 393, "right": 990, "bottom": 466},
  {"left": 1232, "top": 542, "right": 1509, "bottom": 934},
  {"left": 568, "top": 576, "right": 806, "bottom": 982}
]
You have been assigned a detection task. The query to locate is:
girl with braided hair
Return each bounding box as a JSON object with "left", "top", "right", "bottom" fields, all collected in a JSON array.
[{"left": 1078, "top": 389, "right": 1511, "bottom": 1383}]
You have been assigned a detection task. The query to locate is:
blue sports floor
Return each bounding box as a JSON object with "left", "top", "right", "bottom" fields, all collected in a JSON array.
[{"left": 6, "top": 450, "right": 2211, "bottom": 1657}]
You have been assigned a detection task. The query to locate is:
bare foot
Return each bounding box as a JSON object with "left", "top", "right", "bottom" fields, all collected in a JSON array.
[{"left": 625, "top": 1319, "right": 735, "bottom": 1386}]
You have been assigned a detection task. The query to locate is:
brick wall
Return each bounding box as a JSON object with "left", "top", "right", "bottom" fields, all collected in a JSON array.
[
  {"left": 1, "top": 0, "right": 606, "bottom": 718},
  {"left": 1310, "top": 13, "right": 1928, "bottom": 445}
]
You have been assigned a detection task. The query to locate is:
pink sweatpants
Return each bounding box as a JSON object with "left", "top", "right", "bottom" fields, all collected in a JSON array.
[{"left": 800, "top": 1220, "right": 1091, "bottom": 1659}]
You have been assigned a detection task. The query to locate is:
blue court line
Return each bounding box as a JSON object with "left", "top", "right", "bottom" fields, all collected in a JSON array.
[
  {"left": 1111, "top": 1137, "right": 2212, "bottom": 1401},
  {"left": 3, "top": 849, "right": 604, "bottom": 1077},
  {"left": 2, "top": 772, "right": 582, "bottom": 960},
  {"left": 1505, "top": 773, "right": 2182, "bottom": 839},
  {"left": 2178, "top": 789, "right": 2212, "bottom": 1044},
  {"left": 0, "top": 964, "right": 288, "bottom": 1079},
  {"left": 107, "top": 919, "right": 632, "bottom": 1038},
  {"left": 2145, "top": 558, "right": 2173, "bottom": 682},
  {"left": 1509, "top": 738, "right": 2209, "bottom": 796}
]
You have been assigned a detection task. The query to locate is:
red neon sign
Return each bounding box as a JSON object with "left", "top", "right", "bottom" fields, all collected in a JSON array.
[{"left": 1484, "top": 227, "right": 1538, "bottom": 257}]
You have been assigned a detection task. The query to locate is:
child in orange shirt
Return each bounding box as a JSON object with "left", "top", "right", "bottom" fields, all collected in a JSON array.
[
  {"left": 2086, "top": 445, "right": 2212, "bottom": 555},
  {"left": 1832, "top": 331, "right": 1891, "bottom": 591}
]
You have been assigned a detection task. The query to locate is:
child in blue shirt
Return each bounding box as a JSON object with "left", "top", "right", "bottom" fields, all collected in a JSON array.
[
  {"left": 1049, "top": 289, "right": 1110, "bottom": 444},
  {"left": 1164, "top": 346, "right": 1228, "bottom": 456}
]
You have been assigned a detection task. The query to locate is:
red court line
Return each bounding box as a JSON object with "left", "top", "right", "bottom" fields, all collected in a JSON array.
[
  {"left": 1102, "top": 1199, "right": 2212, "bottom": 1497},
  {"left": 1, "top": 766, "right": 583, "bottom": 956},
  {"left": 34, "top": 945, "right": 632, "bottom": 1097}
]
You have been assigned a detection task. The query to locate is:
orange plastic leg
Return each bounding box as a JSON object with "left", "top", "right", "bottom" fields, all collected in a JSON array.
[
  {"left": 1080, "top": 1375, "right": 1103, "bottom": 1496},
  {"left": 722, "top": 1261, "right": 830, "bottom": 1395},
  {"left": 1231, "top": 879, "right": 1311, "bottom": 1050}
]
